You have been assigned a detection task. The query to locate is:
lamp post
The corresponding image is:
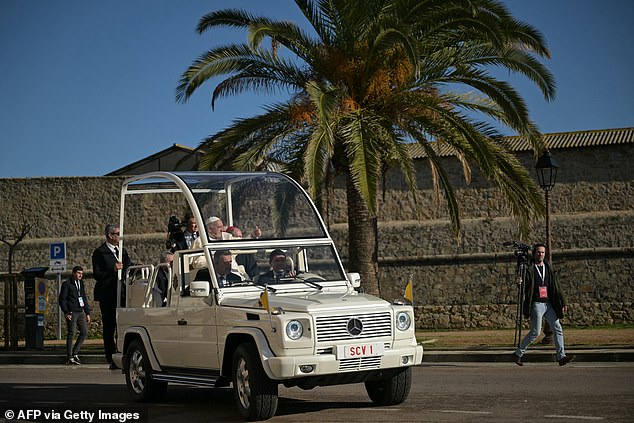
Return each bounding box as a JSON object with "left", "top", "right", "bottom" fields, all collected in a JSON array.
[{"left": 535, "top": 150, "right": 559, "bottom": 263}]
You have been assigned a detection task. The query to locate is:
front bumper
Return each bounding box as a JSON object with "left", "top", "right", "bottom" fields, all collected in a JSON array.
[{"left": 264, "top": 344, "right": 423, "bottom": 380}]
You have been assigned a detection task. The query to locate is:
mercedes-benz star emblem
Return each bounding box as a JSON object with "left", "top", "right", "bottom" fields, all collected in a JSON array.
[{"left": 347, "top": 317, "right": 363, "bottom": 336}]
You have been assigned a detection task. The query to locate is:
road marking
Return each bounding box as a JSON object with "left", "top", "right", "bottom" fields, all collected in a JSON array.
[
  {"left": 544, "top": 415, "right": 604, "bottom": 420},
  {"left": 438, "top": 410, "right": 493, "bottom": 415}
]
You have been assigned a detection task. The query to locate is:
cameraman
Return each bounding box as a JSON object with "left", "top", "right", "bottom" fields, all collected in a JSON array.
[{"left": 512, "top": 243, "right": 574, "bottom": 366}]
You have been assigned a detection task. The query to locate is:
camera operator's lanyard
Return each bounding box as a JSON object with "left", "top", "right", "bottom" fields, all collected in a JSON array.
[{"left": 535, "top": 264, "right": 548, "bottom": 299}]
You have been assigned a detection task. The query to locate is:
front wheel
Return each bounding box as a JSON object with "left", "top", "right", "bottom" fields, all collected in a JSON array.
[
  {"left": 124, "top": 339, "right": 167, "bottom": 402},
  {"left": 365, "top": 367, "right": 412, "bottom": 406},
  {"left": 232, "top": 342, "right": 278, "bottom": 421}
]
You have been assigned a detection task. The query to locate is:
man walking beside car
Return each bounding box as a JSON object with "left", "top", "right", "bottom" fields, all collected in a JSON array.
[
  {"left": 58, "top": 265, "right": 91, "bottom": 365},
  {"left": 92, "top": 223, "right": 131, "bottom": 369}
]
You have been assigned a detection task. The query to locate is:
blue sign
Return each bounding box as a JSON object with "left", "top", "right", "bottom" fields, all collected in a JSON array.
[{"left": 49, "top": 242, "right": 66, "bottom": 260}]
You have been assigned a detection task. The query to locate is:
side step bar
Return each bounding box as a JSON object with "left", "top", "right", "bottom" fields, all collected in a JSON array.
[{"left": 151, "top": 373, "right": 220, "bottom": 387}]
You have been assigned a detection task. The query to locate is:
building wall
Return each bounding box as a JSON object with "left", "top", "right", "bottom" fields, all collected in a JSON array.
[{"left": 0, "top": 143, "right": 632, "bottom": 338}]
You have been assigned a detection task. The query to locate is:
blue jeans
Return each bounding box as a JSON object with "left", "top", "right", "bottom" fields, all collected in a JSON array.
[{"left": 516, "top": 301, "right": 566, "bottom": 360}]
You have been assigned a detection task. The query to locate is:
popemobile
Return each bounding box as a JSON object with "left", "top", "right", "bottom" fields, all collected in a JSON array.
[{"left": 111, "top": 171, "right": 423, "bottom": 421}]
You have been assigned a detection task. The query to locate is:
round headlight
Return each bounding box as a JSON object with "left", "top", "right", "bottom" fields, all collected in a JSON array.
[
  {"left": 286, "top": 320, "right": 304, "bottom": 340},
  {"left": 396, "top": 311, "right": 411, "bottom": 331}
]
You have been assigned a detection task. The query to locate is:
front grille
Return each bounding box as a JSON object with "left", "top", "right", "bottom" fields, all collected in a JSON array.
[
  {"left": 339, "top": 356, "right": 382, "bottom": 372},
  {"left": 315, "top": 311, "right": 392, "bottom": 342}
]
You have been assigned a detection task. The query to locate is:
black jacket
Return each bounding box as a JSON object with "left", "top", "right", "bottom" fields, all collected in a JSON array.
[
  {"left": 58, "top": 277, "right": 91, "bottom": 314},
  {"left": 92, "top": 242, "right": 131, "bottom": 305},
  {"left": 522, "top": 261, "right": 566, "bottom": 319}
]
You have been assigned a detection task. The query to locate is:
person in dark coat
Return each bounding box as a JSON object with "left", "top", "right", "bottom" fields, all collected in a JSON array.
[
  {"left": 512, "top": 243, "right": 574, "bottom": 366},
  {"left": 58, "top": 265, "right": 91, "bottom": 365},
  {"left": 92, "top": 223, "right": 131, "bottom": 369},
  {"left": 155, "top": 250, "right": 173, "bottom": 306},
  {"left": 175, "top": 215, "right": 198, "bottom": 250}
]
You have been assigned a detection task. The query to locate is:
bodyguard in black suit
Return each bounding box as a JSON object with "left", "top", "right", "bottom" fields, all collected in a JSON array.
[
  {"left": 174, "top": 215, "right": 198, "bottom": 250},
  {"left": 58, "top": 265, "right": 91, "bottom": 365},
  {"left": 92, "top": 223, "right": 131, "bottom": 369}
]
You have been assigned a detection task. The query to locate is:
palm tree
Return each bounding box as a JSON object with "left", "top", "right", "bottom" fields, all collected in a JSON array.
[{"left": 176, "top": 0, "right": 554, "bottom": 296}]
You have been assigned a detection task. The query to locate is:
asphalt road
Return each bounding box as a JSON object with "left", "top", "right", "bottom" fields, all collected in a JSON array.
[{"left": 1, "top": 363, "right": 633, "bottom": 422}]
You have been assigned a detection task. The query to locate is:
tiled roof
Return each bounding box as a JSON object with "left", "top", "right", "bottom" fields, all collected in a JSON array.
[
  {"left": 408, "top": 127, "right": 634, "bottom": 158},
  {"left": 106, "top": 143, "right": 202, "bottom": 176}
]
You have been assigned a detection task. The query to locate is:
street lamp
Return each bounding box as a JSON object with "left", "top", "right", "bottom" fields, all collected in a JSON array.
[{"left": 535, "top": 150, "right": 559, "bottom": 263}]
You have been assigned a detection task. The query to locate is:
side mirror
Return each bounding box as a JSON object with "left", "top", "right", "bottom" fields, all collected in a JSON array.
[
  {"left": 347, "top": 272, "right": 361, "bottom": 288},
  {"left": 190, "top": 281, "right": 210, "bottom": 297}
]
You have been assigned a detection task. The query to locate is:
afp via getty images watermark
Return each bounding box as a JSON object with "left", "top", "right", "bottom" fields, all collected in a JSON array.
[{"left": 2, "top": 407, "right": 147, "bottom": 423}]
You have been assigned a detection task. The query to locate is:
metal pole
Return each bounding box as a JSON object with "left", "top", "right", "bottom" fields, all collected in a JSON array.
[
  {"left": 57, "top": 273, "right": 62, "bottom": 340},
  {"left": 3, "top": 275, "right": 8, "bottom": 349},
  {"left": 545, "top": 190, "right": 552, "bottom": 263},
  {"left": 10, "top": 274, "right": 18, "bottom": 350}
]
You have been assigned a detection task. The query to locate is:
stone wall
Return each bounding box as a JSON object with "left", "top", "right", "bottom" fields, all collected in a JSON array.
[{"left": 1, "top": 143, "right": 633, "bottom": 338}]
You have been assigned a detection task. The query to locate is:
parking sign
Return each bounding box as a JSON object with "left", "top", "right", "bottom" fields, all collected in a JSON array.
[{"left": 49, "top": 242, "right": 66, "bottom": 273}]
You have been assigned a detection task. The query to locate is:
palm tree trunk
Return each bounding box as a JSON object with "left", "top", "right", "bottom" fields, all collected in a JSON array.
[{"left": 346, "top": 176, "right": 380, "bottom": 296}]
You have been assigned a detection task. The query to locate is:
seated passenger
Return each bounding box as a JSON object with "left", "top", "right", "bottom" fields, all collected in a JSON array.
[
  {"left": 226, "top": 226, "right": 258, "bottom": 278},
  {"left": 257, "top": 249, "right": 296, "bottom": 284},
  {"left": 213, "top": 250, "right": 244, "bottom": 287}
]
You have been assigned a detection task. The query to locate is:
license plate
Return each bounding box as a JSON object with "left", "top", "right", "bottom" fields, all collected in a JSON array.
[{"left": 336, "top": 342, "right": 384, "bottom": 359}]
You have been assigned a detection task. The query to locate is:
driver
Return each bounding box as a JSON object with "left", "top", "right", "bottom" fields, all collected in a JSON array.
[{"left": 257, "top": 249, "right": 296, "bottom": 284}]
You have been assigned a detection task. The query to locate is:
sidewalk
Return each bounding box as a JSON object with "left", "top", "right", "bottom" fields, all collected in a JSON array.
[
  {"left": 1, "top": 328, "right": 632, "bottom": 365},
  {"left": 418, "top": 327, "right": 634, "bottom": 363}
]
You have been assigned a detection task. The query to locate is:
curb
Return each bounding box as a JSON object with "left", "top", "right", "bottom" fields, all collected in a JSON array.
[
  {"left": 423, "top": 347, "right": 634, "bottom": 363},
  {"left": 1, "top": 348, "right": 633, "bottom": 366}
]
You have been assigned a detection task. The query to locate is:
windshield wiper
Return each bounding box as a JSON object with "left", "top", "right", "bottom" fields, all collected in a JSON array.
[{"left": 253, "top": 282, "right": 277, "bottom": 293}]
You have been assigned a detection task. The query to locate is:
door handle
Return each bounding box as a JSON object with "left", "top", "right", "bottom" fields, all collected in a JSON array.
[{"left": 177, "top": 319, "right": 187, "bottom": 326}]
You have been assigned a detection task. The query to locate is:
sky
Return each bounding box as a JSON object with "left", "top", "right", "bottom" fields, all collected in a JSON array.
[{"left": 1, "top": 0, "right": 633, "bottom": 178}]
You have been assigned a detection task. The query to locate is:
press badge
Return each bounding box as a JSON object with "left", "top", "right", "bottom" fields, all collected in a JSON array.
[
  {"left": 539, "top": 286, "right": 548, "bottom": 299},
  {"left": 78, "top": 296, "right": 85, "bottom": 307}
]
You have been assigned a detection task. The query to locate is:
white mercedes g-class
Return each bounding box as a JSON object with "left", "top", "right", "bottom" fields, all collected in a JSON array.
[{"left": 112, "top": 171, "right": 422, "bottom": 421}]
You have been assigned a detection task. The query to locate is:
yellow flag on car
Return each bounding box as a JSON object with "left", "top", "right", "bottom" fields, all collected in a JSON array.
[
  {"left": 404, "top": 274, "right": 414, "bottom": 304},
  {"left": 260, "top": 289, "right": 270, "bottom": 312}
]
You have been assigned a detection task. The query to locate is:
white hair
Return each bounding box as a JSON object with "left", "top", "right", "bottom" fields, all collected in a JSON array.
[{"left": 206, "top": 216, "right": 221, "bottom": 225}]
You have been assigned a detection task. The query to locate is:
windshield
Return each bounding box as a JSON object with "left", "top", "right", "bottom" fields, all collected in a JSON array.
[
  {"left": 120, "top": 171, "right": 351, "bottom": 303},
  {"left": 179, "top": 172, "right": 326, "bottom": 240},
  {"left": 122, "top": 172, "right": 327, "bottom": 243}
]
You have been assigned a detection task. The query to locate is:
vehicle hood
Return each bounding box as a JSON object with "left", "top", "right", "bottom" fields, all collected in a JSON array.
[{"left": 221, "top": 291, "right": 391, "bottom": 313}]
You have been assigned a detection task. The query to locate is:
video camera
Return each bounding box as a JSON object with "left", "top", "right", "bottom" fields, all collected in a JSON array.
[
  {"left": 166, "top": 215, "right": 186, "bottom": 252},
  {"left": 503, "top": 241, "right": 533, "bottom": 263}
]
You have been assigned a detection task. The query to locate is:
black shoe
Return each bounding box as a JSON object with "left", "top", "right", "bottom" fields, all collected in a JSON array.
[
  {"left": 66, "top": 357, "right": 80, "bottom": 365},
  {"left": 558, "top": 355, "right": 575, "bottom": 366},
  {"left": 108, "top": 362, "right": 119, "bottom": 370},
  {"left": 72, "top": 355, "right": 81, "bottom": 364},
  {"left": 511, "top": 353, "right": 523, "bottom": 366}
]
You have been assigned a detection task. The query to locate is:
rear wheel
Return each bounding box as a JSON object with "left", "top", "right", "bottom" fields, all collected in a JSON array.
[
  {"left": 125, "top": 339, "right": 167, "bottom": 402},
  {"left": 232, "top": 342, "right": 278, "bottom": 421},
  {"left": 365, "top": 367, "right": 412, "bottom": 406}
]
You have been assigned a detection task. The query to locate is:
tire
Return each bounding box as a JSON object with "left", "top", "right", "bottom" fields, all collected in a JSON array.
[
  {"left": 365, "top": 367, "right": 412, "bottom": 406},
  {"left": 232, "top": 342, "right": 278, "bottom": 421},
  {"left": 124, "top": 339, "right": 167, "bottom": 402}
]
